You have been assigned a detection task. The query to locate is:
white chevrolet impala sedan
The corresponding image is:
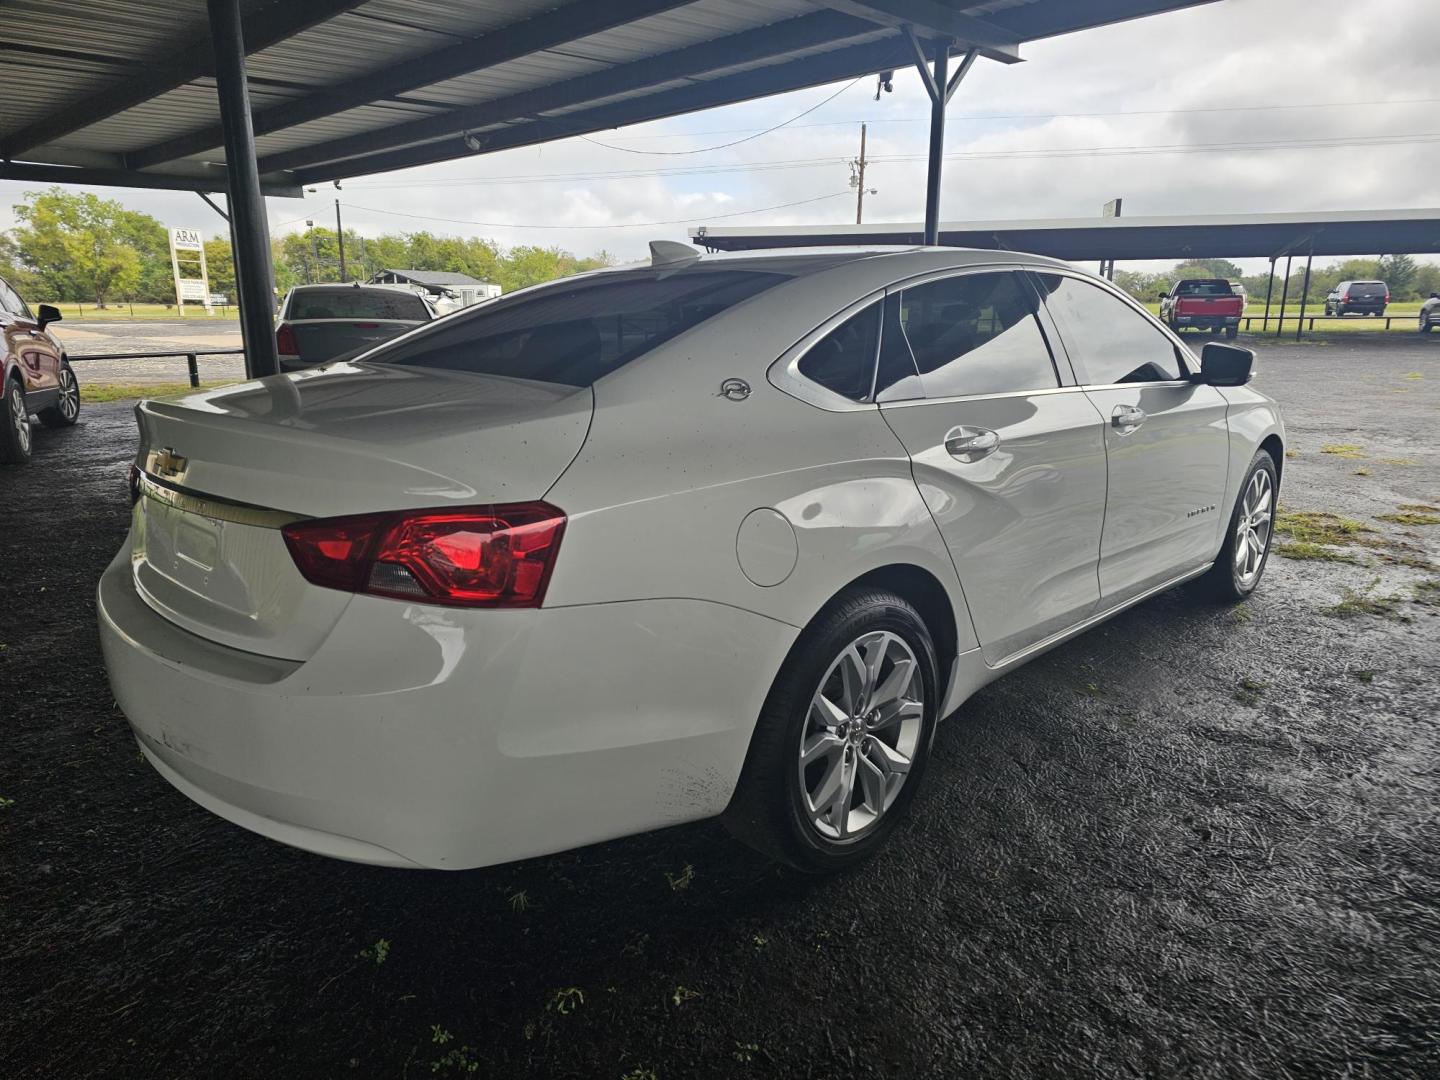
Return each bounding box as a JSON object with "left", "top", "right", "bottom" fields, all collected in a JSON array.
[{"left": 99, "top": 246, "right": 1284, "bottom": 873}]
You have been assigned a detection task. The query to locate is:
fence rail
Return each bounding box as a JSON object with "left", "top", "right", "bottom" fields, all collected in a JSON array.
[{"left": 66, "top": 348, "right": 245, "bottom": 388}]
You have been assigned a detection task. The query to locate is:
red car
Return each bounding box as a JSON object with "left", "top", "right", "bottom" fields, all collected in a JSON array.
[{"left": 1, "top": 275, "right": 78, "bottom": 464}]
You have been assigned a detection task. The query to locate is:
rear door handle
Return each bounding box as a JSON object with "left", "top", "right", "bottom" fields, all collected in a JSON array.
[
  {"left": 1111, "top": 405, "right": 1147, "bottom": 432},
  {"left": 944, "top": 425, "right": 1000, "bottom": 462}
]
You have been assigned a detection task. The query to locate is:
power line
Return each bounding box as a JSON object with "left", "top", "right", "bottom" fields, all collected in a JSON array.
[
  {"left": 347, "top": 130, "right": 1440, "bottom": 190},
  {"left": 336, "top": 190, "right": 852, "bottom": 230},
  {"left": 578, "top": 78, "right": 862, "bottom": 156},
  {"left": 556, "top": 96, "right": 1440, "bottom": 143}
]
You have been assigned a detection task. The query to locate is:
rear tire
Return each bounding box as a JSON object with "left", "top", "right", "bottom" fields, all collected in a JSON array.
[
  {"left": 1197, "top": 449, "right": 1277, "bottom": 604},
  {"left": 724, "top": 588, "right": 939, "bottom": 873},
  {"left": 1225, "top": 325, "right": 1239, "bottom": 340},
  {"left": 38, "top": 363, "right": 80, "bottom": 428},
  {"left": 1420, "top": 317, "right": 1433, "bottom": 334},
  {"left": 1, "top": 377, "right": 32, "bottom": 464}
]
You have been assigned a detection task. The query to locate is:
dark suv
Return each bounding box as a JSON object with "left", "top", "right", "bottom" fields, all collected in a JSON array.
[
  {"left": 1, "top": 274, "right": 78, "bottom": 464},
  {"left": 1325, "top": 280, "right": 1389, "bottom": 317}
]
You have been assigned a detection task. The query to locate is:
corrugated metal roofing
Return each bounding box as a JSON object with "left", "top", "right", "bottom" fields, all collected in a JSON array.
[
  {"left": 688, "top": 209, "right": 1440, "bottom": 259},
  {"left": 0, "top": 0, "right": 1218, "bottom": 194}
]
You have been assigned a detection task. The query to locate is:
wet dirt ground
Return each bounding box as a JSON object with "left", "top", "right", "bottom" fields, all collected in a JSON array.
[{"left": 2, "top": 335, "right": 1437, "bottom": 1079}]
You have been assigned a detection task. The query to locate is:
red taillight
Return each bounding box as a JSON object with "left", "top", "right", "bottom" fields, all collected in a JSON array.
[
  {"left": 281, "top": 503, "right": 566, "bottom": 608},
  {"left": 275, "top": 322, "right": 298, "bottom": 357}
]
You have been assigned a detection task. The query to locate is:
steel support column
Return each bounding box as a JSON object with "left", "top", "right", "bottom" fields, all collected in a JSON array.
[
  {"left": 1295, "top": 248, "right": 1313, "bottom": 342},
  {"left": 1261, "top": 257, "right": 1276, "bottom": 332},
  {"left": 923, "top": 42, "right": 950, "bottom": 245},
  {"left": 209, "top": 0, "right": 279, "bottom": 378},
  {"left": 1274, "top": 254, "right": 1292, "bottom": 338}
]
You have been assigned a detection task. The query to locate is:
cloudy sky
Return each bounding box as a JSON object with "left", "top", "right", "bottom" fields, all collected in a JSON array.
[{"left": 3, "top": 0, "right": 1437, "bottom": 274}]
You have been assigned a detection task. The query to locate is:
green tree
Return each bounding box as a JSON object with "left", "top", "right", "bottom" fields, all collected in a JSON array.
[
  {"left": 10, "top": 188, "right": 152, "bottom": 306},
  {"left": 1377, "top": 253, "right": 1418, "bottom": 299},
  {"left": 1173, "top": 257, "right": 1245, "bottom": 281},
  {"left": 203, "top": 237, "right": 236, "bottom": 298}
]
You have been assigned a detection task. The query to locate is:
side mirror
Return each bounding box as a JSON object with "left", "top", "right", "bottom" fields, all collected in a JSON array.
[
  {"left": 37, "top": 303, "right": 62, "bottom": 330},
  {"left": 1156, "top": 293, "right": 1167, "bottom": 301},
  {"left": 1431, "top": 292, "right": 1440, "bottom": 299},
  {"left": 1194, "top": 341, "right": 1254, "bottom": 387}
]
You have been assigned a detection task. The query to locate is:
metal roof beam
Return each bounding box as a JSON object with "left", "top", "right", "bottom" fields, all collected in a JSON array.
[
  {"left": 295, "top": 34, "right": 916, "bottom": 183},
  {"left": 0, "top": 0, "right": 368, "bottom": 160},
  {"left": 126, "top": 0, "right": 698, "bottom": 169},
  {"left": 0, "top": 161, "right": 301, "bottom": 197},
  {"left": 818, "top": 1, "right": 1022, "bottom": 63},
  {"left": 262, "top": 9, "right": 880, "bottom": 175}
]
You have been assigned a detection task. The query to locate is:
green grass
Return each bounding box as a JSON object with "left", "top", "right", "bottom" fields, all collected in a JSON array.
[
  {"left": 1326, "top": 577, "right": 1410, "bottom": 621},
  {"left": 1276, "top": 541, "right": 1365, "bottom": 565},
  {"left": 1377, "top": 512, "right": 1440, "bottom": 527},
  {"left": 81, "top": 380, "right": 234, "bottom": 403},
  {"left": 37, "top": 300, "right": 236, "bottom": 320},
  {"left": 1319, "top": 443, "right": 1366, "bottom": 459},
  {"left": 1275, "top": 509, "right": 1373, "bottom": 545}
]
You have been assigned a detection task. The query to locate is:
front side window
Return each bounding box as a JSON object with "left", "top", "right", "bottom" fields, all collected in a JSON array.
[
  {"left": 797, "top": 302, "right": 880, "bottom": 401},
  {"left": 370, "top": 268, "right": 786, "bottom": 387},
  {"left": 1035, "top": 274, "right": 1184, "bottom": 385},
  {"left": 896, "top": 271, "right": 1058, "bottom": 398}
]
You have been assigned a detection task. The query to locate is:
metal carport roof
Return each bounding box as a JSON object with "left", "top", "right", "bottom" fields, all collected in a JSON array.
[
  {"left": 2, "top": 0, "right": 1216, "bottom": 194},
  {"left": 689, "top": 209, "right": 1440, "bottom": 260},
  {"left": 1, "top": 0, "right": 1220, "bottom": 377}
]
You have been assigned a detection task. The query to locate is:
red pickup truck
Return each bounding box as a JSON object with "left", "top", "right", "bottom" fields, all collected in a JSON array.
[{"left": 1159, "top": 279, "right": 1243, "bottom": 339}]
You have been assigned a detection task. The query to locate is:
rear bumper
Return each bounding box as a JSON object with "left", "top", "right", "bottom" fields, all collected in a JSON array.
[
  {"left": 98, "top": 547, "right": 797, "bottom": 869},
  {"left": 1172, "top": 314, "right": 1241, "bottom": 328}
]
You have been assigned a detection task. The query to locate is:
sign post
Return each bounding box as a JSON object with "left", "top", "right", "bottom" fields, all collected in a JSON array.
[{"left": 169, "top": 227, "right": 212, "bottom": 316}]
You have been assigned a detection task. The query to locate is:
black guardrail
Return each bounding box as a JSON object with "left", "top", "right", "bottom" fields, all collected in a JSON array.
[{"left": 65, "top": 348, "right": 245, "bottom": 388}]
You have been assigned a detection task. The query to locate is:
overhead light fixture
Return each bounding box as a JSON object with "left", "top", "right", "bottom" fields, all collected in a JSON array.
[{"left": 875, "top": 70, "right": 894, "bottom": 100}]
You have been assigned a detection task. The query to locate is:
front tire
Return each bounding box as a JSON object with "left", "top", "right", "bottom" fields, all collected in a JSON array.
[
  {"left": 1421, "top": 316, "right": 1433, "bottom": 334},
  {"left": 1, "top": 378, "right": 32, "bottom": 464},
  {"left": 1198, "top": 450, "right": 1277, "bottom": 603},
  {"left": 38, "top": 362, "right": 80, "bottom": 428},
  {"left": 724, "top": 588, "right": 939, "bottom": 873}
]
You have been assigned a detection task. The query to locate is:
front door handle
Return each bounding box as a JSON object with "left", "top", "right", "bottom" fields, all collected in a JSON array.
[
  {"left": 944, "top": 425, "right": 1000, "bottom": 462},
  {"left": 1111, "top": 405, "right": 1147, "bottom": 432}
]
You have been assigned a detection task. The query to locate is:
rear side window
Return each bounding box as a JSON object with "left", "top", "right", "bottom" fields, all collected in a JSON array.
[
  {"left": 1174, "top": 280, "right": 1233, "bottom": 297},
  {"left": 1348, "top": 282, "right": 1386, "bottom": 297},
  {"left": 1036, "top": 274, "right": 1184, "bottom": 385},
  {"left": 797, "top": 303, "right": 880, "bottom": 401},
  {"left": 896, "top": 271, "right": 1058, "bottom": 398},
  {"left": 0, "top": 278, "right": 24, "bottom": 317},
  {"left": 289, "top": 290, "right": 430, "bottom": 320},
  {"left": 372, "top": 269, "right": 786, "bottom": 387}
]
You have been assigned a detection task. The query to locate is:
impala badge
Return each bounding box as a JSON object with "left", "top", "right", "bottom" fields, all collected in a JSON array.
[{"left": 153, "top": 447, "right": 188, "bottom": 480}]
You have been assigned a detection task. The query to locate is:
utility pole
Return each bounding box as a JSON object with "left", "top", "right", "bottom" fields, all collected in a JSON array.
[
  {"left": 335, "top": 198, "right": 346, "bottom": 281},
  {"left": 850, "top": 123, "right": 877, "bottom": 224},
  {"left": 855, "top": 124, "right": 867, "bottom": 224}
]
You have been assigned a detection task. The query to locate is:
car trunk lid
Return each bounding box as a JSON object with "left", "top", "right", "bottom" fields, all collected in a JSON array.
[
  {"left": 128, "top": 362, "right": 592, "bottom": 659},
  {"left": 282, "top": 319, "right": 419, "bottom": 367}
]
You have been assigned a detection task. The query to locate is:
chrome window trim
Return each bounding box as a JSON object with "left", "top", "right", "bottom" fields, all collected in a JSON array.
[
  {"left": 878, "top": 383, "right": 1091, "bottom": 410},
  {"left": 767, "top": 288, "right": 886, "bottom": 413}
]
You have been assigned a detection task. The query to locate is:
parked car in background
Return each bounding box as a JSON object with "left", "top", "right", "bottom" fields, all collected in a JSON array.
[
  {"left": 1324, "top": 280, "right": 1389, "bottom": 316},
  {"left": 1419, "top": 292, "right": 1440, "bottom": 333},
  {"left": 1229, "top": 281, "right": 1247, "bottom": 306},
  {"left": 275, "top": 284, "right": 435, "bottom": 371},
  {"left": 1158, "top": 278, "right": 1244, "bottom": 338},
  {"left": 101, "top": 245, "right": 1284, "bottom": 874},
  {"left": 1, "top": 274, "right": 79, "bottom": 464}
]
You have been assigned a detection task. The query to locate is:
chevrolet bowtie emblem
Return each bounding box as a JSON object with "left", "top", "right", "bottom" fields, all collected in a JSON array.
[{"left": 153, "top": 447, "right": 188, "bottom": 479}]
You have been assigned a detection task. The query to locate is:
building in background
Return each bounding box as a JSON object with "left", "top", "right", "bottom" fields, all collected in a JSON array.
[{"left": 366, "top": 269, "right": 501, "bottom": 314}]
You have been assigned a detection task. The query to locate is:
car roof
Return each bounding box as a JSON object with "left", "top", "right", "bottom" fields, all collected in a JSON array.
[{"left": 289, "top": 283, "right": 410, "bottom": 293}]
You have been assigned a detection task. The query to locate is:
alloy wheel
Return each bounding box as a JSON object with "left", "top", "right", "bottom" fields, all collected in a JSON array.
[
  {"left": 1234, "top": 468, "right": 1273, "bottom": 587},
  {"left": 798, "top": 630, "right": 924, "bottom": 843},
  {"left": 58, "top": 369, "right": 78, "bottom": 420},
  {"left": 10, "top": 385, "right": 29, "bottom": 453}
]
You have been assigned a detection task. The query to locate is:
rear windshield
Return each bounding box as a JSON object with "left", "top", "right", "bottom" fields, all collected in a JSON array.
[
  {"left": 288, "top": 289, "right": 430, "bottom": 320},
  {"left": 1174, "top": 280, "right": 1235, "bottom": 297},
  {"left": 1347, "top": 282, "right": 1386, "bottom": 296},
  {"left": 368, "top": 268, "right": 787, "bottom": 386}
]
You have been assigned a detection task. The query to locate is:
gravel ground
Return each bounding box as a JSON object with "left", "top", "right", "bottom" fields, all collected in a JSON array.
[
  {"left": 54, "top": 319, "right": 245, "bottom": 384},
  {"left": 1, "top": 335, "right": 1437, "bottom": 1079}
]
